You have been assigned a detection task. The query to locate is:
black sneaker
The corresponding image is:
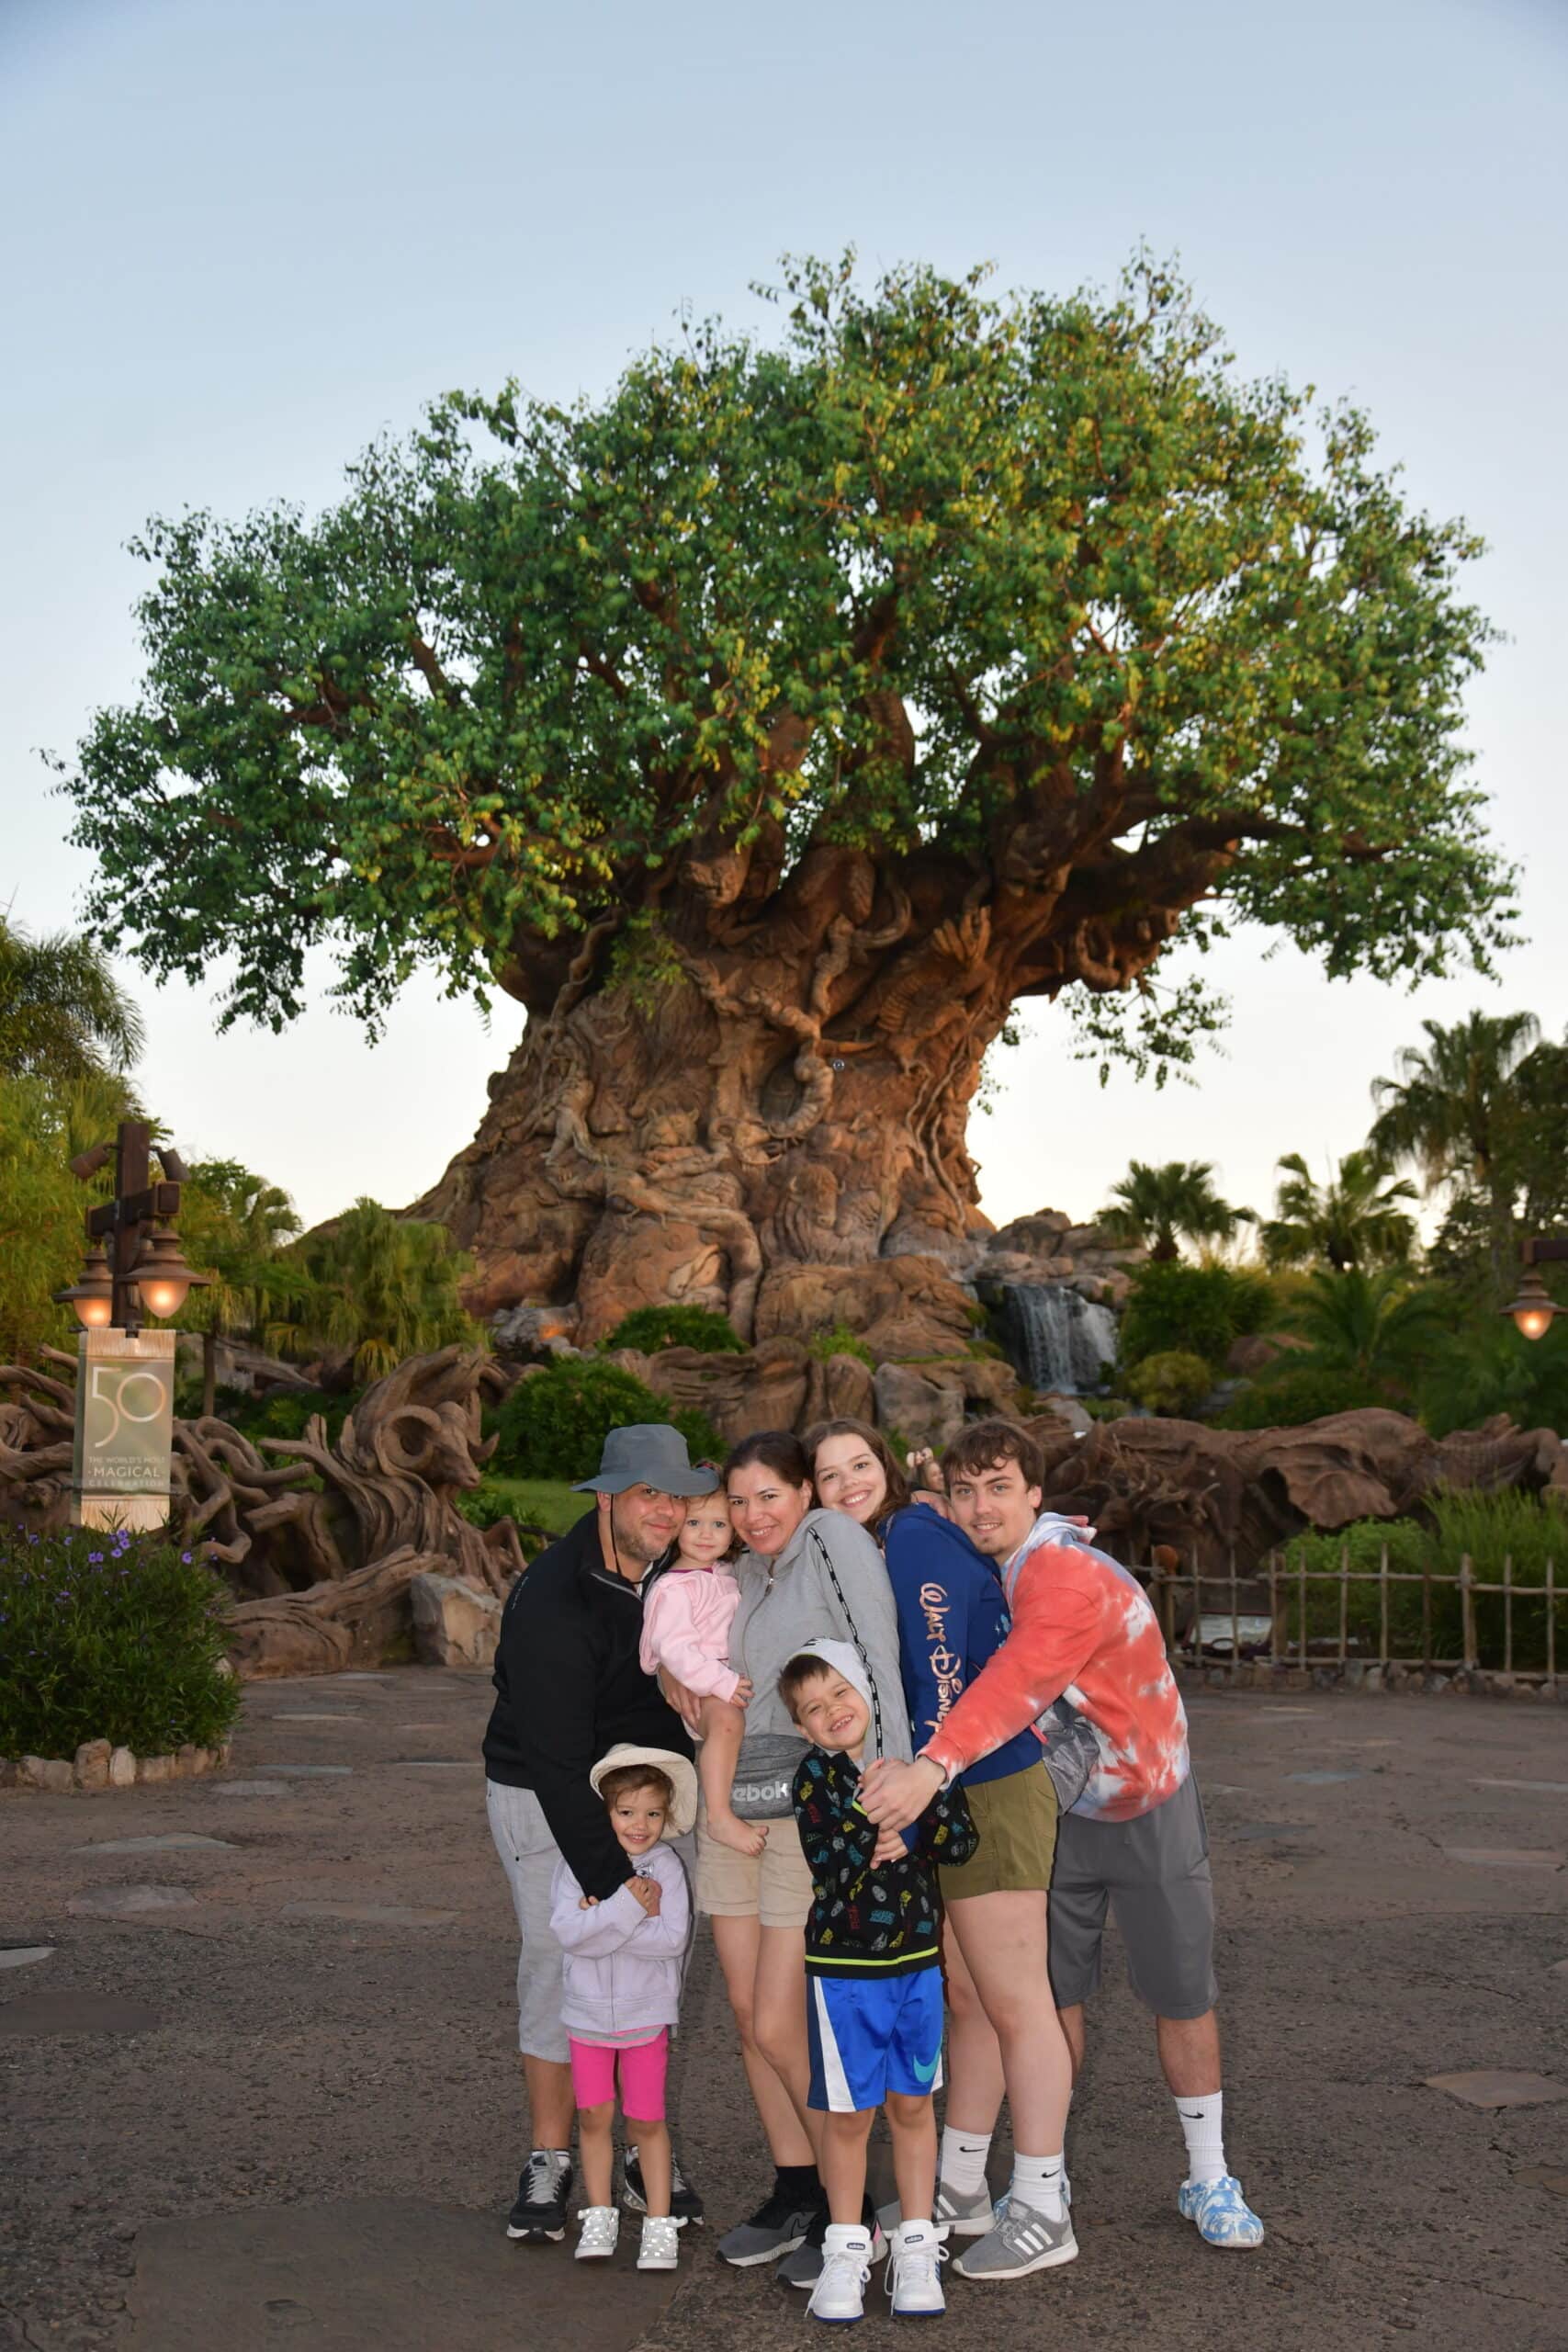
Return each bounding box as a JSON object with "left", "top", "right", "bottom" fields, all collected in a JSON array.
[
  {"left": 778, "top": 2193, "right": 885, "bottom": 2288},
  {"left": 507, "top": 2149, "right": 572, "bottom": 2242},
  {"left": 716, "top": 2180, "right": 822, "bottom": 2267},
  {"left": 623, "top": 2146, "right": 705, "bottom": 2227}
]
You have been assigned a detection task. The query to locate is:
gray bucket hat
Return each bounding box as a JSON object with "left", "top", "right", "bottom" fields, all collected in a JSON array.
[{"left": 570, "top": 1421, "right": 718, "bottom": 1497}]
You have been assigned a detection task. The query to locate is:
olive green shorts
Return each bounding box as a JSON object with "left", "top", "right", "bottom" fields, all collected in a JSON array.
[{"left": 940, "top": 1760, "right": 1058, "bottom": 1901}]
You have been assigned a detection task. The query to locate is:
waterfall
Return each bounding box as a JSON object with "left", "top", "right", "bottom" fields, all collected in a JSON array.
[{"left": 998, "top": 1283, "right": 1118, "bottom": 1395}]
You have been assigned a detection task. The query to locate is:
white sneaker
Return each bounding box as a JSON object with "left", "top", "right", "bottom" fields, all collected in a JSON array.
[
  {"left": 637, "top": 2214, "right": 680, "bottom": 2271},
  {"left": 886, "top": 2222, "right": 946, "bottom": 2316},
  {"left": 574, "top": 2205, "right": 619, "bottom": 2260},
  {"left": 807, "top": 2225, "right": 872, "bottom": 2323}
]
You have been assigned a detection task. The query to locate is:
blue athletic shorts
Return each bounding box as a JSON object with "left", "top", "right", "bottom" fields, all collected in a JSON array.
[{"left": 807, "top": 1967, "right": 944, "bottom": 2113}]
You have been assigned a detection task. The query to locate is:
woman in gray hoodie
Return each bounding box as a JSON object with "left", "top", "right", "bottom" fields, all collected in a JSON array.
[{"left": 682, "top": 1430, "right": 911, "bottom": 2286}]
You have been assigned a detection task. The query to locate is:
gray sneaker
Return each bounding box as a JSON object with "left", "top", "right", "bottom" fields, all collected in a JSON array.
[
  {"left": 953, "top": 2195, "right": 1077, "bottom": 2280},
  {"left": 716, "top": 2183, "right": 820, "bottom": 2267},
  {"left": 877, "top": 2177, "right": 994, "bottom": 2240}
]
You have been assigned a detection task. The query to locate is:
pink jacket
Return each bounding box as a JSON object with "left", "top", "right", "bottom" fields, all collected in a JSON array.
[{"left": 638, "top": 1564, "right": 743, "bottom": 1702}]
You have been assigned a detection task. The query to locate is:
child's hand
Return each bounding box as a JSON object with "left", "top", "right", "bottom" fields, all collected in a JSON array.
[
  {"left": 871, "top": 1823, "right": 907, "bottom": 1866},
  {"left": 578, "top": 1894, "right": 600, "bottom": 1909},
  {"left": 627, "top": 1875, "right": 662, "bottom": 1916},
  {"left": 731, "top": 1675, "right": 754, "bottom": 1705}
]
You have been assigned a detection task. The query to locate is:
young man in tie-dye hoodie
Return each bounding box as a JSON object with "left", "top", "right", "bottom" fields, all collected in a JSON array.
[{"left": 860, "top": 1419, "right": 1265, "bottom": 2253}]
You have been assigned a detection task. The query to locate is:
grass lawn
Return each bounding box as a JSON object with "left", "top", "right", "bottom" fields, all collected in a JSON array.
[{"left": 471, "top": 1475, "right": 586, "bottom": 1540}]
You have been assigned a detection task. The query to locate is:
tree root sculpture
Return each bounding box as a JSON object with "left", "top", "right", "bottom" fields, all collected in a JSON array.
[
  {"left": 0, "top": 1346, "right": 525, "bottom": 1599},
  {"left": 226, "top": 1545, "right": 453, "bottom": 1678},
  {"left": 1027, "top": 1407, "right": 1568, "bottom": 1574}
]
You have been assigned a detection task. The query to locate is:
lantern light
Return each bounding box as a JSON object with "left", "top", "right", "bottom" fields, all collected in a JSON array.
[
  {"left": 53, "top": 1244, "right": 115, "bottom": 1330},
  {"left": 130, "top": 1227, "right": 209, "bottom": 1321},
  {"left": 1500, "top": 1266, "right": 1559, "bottom": 1342}
]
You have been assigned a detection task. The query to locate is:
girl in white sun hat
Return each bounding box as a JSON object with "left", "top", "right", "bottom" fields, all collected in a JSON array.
[{"left": 549, "top": 1743, "right": 697, "bottom": 2271}]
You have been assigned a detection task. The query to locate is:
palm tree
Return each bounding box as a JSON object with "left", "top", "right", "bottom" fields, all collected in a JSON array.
[
  {"left": 1370, "top": 1010, "right": 1541, "bottom": 1294},
  {"left": 1283, "top": 1265, "right": 1450, "bottom": 1403},
  {"left": 1098, "top": 1160, "right": 1255, "bottom": 1262},
  {"left": 175, "top": 1159, "right": 303, "bottom": 1414},
  {"left": 0, "top": 914, "right": 144, "bottom": 1083},
  {"left": 268, "top": 1198, "right": 482, "bottom": 1384},
  {"left": 1260, "top": 1150, "right": 1418, "bottom": 1272}
]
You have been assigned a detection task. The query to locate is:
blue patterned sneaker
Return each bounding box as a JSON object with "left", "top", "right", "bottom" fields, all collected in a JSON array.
[{"left": 1178, "top": 2174, "right": 1264, "bottom": 2247}]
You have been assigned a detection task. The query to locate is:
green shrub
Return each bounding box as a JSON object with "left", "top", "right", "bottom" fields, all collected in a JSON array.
[
  {"left": 1213, "top": 1366, "right": 1384, "bottom": 1430},
  {"left": 0, "top": 1525, "right": 242, "bottom": 1759},
  {"left": 1270, "top": 1491, "right": 1568, "bottom": 1671},
  {"left": 1119, "top": 1261, "right": 1275, "bottom": 1374},
  {"left": 602, "top": 1305, "right": 746, "bottom": 1355},
  {"left": 491, "top": 1359, "right": 722, "bottom": 1482},
  {"left": 213, "top": 1385, "right": 362, "bottom": 1447},
  {"left": 807, "top": 1322, "right": 876, "bottom": 1367},
  {"left": 457, "top": 1476, "right": 585, "bottom": 1541},
  {"left": 1124, "top": 1350, "right": 1214, "bottom": 1417}
]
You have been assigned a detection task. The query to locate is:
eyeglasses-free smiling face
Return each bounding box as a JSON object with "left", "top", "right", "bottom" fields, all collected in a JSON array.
[
  {"left": 604, "top": 1482, "right": 689, "bottom": 1566},
  {"left": 725, "top": 1463, "right": 813, "bottom": 1561},
  {"left": 788, "top": 1668, "right": 871, "bottom": 1756},
  {"left": 677, "top": 1494, "right": 732, "bottom": 1566},
  {"left": 607, "top": 1785, "right": 669, "bottom": 1856},
  {"left": 812, "top": 1434, "right": 888, "bottom": 1526},
  {"left": 946, "top": 1453, "right": 1043, "bottom": 1561}
]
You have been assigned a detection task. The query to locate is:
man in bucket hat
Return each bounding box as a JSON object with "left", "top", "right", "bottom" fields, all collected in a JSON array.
[{"left": 484, "top": 1424, "right": 715, "bottom": 2244}]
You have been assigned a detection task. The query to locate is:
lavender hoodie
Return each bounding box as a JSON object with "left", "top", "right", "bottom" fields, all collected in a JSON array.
[{"left": 549, "top": 1840, "right": 693, "bottom": 2042}]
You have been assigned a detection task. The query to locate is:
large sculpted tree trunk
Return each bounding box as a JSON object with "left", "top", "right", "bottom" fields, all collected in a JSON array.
[{"left": 420, "top": 829, "right": 1187, "bottom": 1339}]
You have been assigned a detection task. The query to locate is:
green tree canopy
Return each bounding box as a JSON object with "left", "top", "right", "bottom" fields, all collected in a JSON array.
[
  {"left": 1260, "top": 1149, "right": 1418, "bottom": 1274},
  {"left": 1280, "top": 1264, "right": 1448, "bottom": 1401},
  {"left": 268, "top": 1198, "right": 482, "bottom": 1383},
  {"left": 62, "top": 252, "right": 1512, "bottom": 1053},
  {"left": 0, "top": 915, "right": 144, "bottom": 1085},
  {"left": 1098, "top": 1159, "right": 1253, "bottom": 1261}
]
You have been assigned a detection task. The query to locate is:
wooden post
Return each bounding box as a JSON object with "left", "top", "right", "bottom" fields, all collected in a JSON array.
[
  {"left": 1547, "top": 1555, "right": 1556, "bottom": 1688},
  {"left": 1459, "top": 1554, "right": 1477, "bottom": 1674},
  {"left": 1504, "top": 1553, "right": 1514, "bottom": 1676},
  {"left": 1379, "top": 1542, "right": 1390, "bottom": 1668},
  {"left": 1421, "top": 1555, "right": 1432, "bottom": 1672},
  {"left": 1229, "top": 1547, "right": 1240, "bottom": 1674},
  {"left": 1269, "top": 1555, "right": 1282, "bottom": 1667},
  {"left": 1298, "top": 1548, "right": 1308, "bottom": 1669},
  {"left": 1156, "top": 1557, "right": 1176, "bottom": 1654},
  {"left": 1338, "top": 1541, "right": 1349, "bottom": 1666}
]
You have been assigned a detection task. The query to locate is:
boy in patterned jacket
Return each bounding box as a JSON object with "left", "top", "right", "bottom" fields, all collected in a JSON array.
[{"left": 781, "top": 1636, "right": 977, "bottom": 2324}]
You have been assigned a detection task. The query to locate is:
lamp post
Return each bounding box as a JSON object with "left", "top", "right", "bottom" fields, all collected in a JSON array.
[
  {"left": 1500, "top": 1235, "right": 1568, "bottom": 1341},
  {"left": 52, "top": 1120, "right": 209, "bottom": 1530}
]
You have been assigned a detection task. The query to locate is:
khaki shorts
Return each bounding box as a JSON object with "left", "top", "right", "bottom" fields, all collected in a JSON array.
[
  {"left": 695, "top": 1806, "right": 815, "bottom": 1929},
  {"left": 941, "top": 1760, "right": 1058, "bottom": 1901}
]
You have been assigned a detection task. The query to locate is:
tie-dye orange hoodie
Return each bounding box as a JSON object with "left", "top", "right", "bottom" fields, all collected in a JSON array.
[{"left": 919, "top": 1517, "right": 1190, "bottom": 1822}]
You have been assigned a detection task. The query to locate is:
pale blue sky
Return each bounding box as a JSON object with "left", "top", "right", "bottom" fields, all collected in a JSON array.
[{"left": 3, "top": 0, "right": 1564, "bottom": 1233}]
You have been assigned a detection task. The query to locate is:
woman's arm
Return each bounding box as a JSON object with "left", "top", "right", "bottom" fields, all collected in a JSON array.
[{"left": 549, "top": 1875, "right": 649, "bottom": 1955}]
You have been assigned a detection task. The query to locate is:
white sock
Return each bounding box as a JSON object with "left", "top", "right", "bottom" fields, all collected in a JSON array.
[
  {"left": 940, "top": 2125, "right": 991, "bottom": 2198},
  {"left": 1010, "top": 2153, "right": 1066, "bottom": 2222},
  {"left": 1175, "top": 2091, "right": 1226, "bottom": 2185}
]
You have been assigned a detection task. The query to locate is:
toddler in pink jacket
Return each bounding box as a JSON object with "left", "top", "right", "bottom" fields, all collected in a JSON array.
[{"left": 638, "top": 1473, "right": 761, "bottom": 1856}]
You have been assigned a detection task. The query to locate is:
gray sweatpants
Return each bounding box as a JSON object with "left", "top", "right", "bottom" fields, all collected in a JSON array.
[{"left": 486, "top": 1778, "right": 696, "bottom": 2062}]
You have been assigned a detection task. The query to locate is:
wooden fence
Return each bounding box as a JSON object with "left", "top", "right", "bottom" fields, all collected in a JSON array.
[{"left": 1148, "top": 1545, "right": 1562, "bottom": 1685}]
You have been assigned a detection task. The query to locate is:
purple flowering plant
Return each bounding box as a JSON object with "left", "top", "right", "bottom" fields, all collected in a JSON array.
[{"left": 0, "top": 1522, "right": 240, "bottom": 1760}]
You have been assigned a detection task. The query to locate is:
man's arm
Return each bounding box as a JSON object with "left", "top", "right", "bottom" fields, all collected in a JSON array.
[
  {"left": 504, "top": 1586, "right": 630, "bottom": 1901},
  {"left": 919, "top": 1551, "right": 1102, "bottom": 1783}
]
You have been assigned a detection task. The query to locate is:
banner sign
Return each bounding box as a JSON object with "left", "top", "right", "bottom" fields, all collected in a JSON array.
[{"left": 73, "top": 1331, "right": 175, "bottom": 1498}]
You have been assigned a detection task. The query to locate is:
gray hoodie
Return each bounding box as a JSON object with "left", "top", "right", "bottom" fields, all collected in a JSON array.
[{"left": 729, "top": 1506, "right": 913, "bottom": 1770}]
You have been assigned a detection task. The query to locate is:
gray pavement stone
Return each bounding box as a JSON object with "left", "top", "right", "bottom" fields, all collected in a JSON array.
[
  {"left": 0, "top": 1944, "right": 54, "bottom": 1971},
  {"left": 390, "top": 1758, "right": 479, "bottom": 1770},
  {"left": 65, "top": 1883, "right": 198, "bottom": 1917},
  {"left": 76, "top": 1835, "right": 236, "bottom": 1854},
  {"left": 1444, "top": 1846, "right": 1564, "bottom": 1868},
  {"left": 0, "top": 1990, "right": 162, "bottom": 2035},
  {"left": 248, "top": 1763, "right": 354, "bottom": 1776},
  {"left": 214, "top": 1780, "right": 289, "bottom": 1797},
  {"left": 1426, "top": 2069, "right": 1568, "bottom": 2108},
  {"left": 1516, "top": 2166, "right": 1568, "bottom": 2195},
  {"left": 1285, "top": 1770, "right": 1364, "bottom": 1784},
  {"left": 1473, "top": 1777, "right": 1568, "bottom": 1794},
  {"left": 270, "top": 1711, "right": 364, "bottom": 1722},
  {"left": 122, "top": 2196, "right": 677, "bottom": 2351}
]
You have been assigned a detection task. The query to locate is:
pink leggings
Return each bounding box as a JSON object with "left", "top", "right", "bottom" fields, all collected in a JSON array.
[{"left": 568, "top": 2028, "right": 670, "bottom": 2120}]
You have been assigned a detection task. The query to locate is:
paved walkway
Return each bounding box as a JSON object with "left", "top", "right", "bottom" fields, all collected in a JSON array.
[{"left": 3, "top": 1675, "right": 1565, "bottom": 2352}]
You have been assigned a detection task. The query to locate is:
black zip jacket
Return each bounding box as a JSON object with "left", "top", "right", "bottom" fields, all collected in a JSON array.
[
  {"left": 482, "top": 1510, "right": 694, "bottom": 1900},
  {"left": 792, "top": 1747, "right": 977, "bottom": 1979}
]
